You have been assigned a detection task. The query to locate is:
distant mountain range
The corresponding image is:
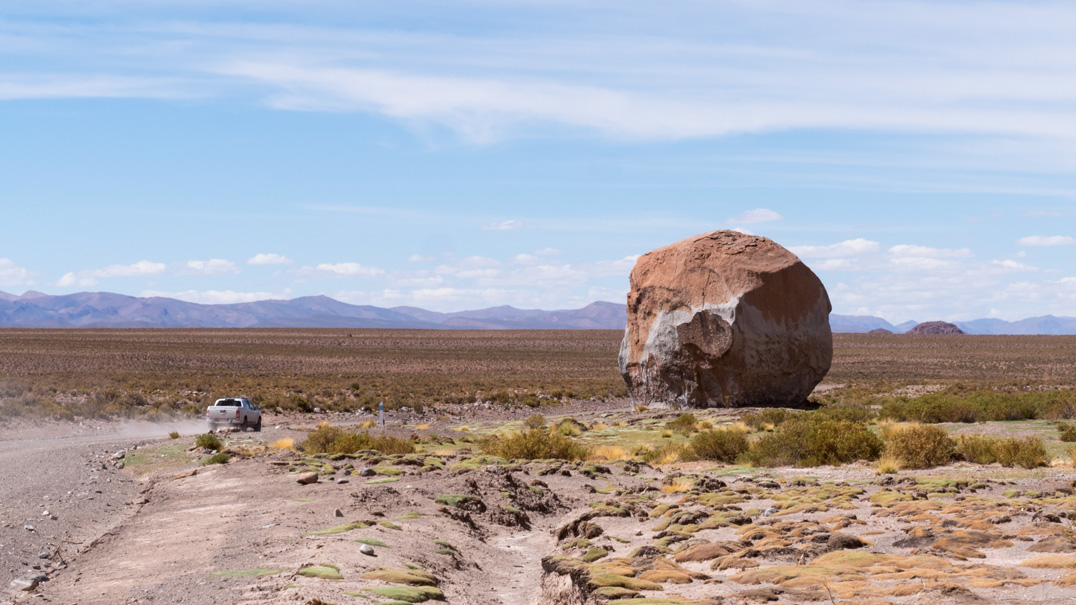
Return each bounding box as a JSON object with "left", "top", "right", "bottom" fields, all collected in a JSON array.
[
  {"left": 0, "top": 290, "right": 627, "bottom": 329},
  {"left": 0, "top": 290, "right": 1073, "bottom": 334},
  {"left": 829, "top": 314, "right": 1076, "bottom": 335}
]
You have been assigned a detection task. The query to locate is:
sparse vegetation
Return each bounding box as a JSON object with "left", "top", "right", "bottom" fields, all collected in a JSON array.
[
  {"left": 681, "top": 428, "right": 749, "bottom": 462},
  {"left": 884, "top": 424, "right": 955, "bottom": 469},
  {"left": 168, "top": 431, "right": 179, "bottom": 439},
  {"left": 202, "top": 452, "right": 230, "bottom": 465},
  {"left": 745, "top": 418, "right": 883, "bottom": 467},
  {"left": 879, "top": 388, "right": 1076, "bottom": 424},
  {"left": 479, "top": 429, "right": 589, "bottom": 461},
  {"left": 523, "top": 414, "right": 546, "bottom": 429},
  {"left": 957, "top": 435, "right": 1048, "bottom": 468},
  {"left": 300, "top": 423, "right": 415, "bottom": 455},
  {"left": 666, "top": 413, "right": 698, "bottom": 435},
  {"left": 195, "top": 433, "right": 222, "bottom": 451}
]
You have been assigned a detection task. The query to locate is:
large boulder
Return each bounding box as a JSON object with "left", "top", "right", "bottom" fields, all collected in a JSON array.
[{"left": 618, "top": 230, "right": 832, "bottom": 407}]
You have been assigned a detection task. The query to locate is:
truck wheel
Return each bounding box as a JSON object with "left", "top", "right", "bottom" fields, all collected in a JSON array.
[{"left": 253, "top": 417, "right": 262, "bottom": 432}]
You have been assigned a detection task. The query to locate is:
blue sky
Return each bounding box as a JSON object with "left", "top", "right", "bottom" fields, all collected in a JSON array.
[{"left": 2, "top": 1, "right": 1075, "bottom": 322}]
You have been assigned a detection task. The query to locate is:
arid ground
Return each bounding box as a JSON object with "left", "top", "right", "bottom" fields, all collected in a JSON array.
[{"left": 3, "top": 331, "right": 1076, "bottom": 605}]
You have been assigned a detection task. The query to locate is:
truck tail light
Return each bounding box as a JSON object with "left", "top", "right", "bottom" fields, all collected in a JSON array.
[{"left": 236, "top": 409, "right": 241, "bottom": 419}]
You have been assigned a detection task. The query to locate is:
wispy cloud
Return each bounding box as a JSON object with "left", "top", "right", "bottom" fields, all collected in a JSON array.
[
  {"left": 57, "top": 260, "right": 166, "bottom": 288},
  {"left": 183, "top": 259, "right": 239, "bottom": 275},
  {"left": 482, "top": 219, "right": 523, "bottom": 230},
  {"left": 1018, "top": 235, "right": 1076, "bottom": 246},
  {"left": 297, "top": 262, "right": 384, "bottom": 278},
  {"left": 248, "top": 253, "right": 293, "bottom": 265},
  {"left": 790, "top": 238, "right": 880, "bottom": 259},
  {"left": 142, "top": 289, "right": 291, "bottom": 304}
]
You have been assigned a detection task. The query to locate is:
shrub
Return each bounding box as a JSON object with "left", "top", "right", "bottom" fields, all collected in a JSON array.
[
  {"left": 741, "top": 409, "right": 792, "bottom": 431},
  {"left": 479, "top": 429, "right": 589, "bottom": 461},
  {"left": 884, "top": 424, "right": 955, "bottom": 469},
  {"left": 745, "top": 418, "right": 882, "bottom": 467},
  {"left": 994, "top": 437, "right": 1048, "bottom": 469},
  {"left": 879, "top": 389, "right": 1076, "bottom": 424},
  {"left": 203, "top": 452, "right": 230, "bottom": 465},
  {"left": 300, "top": 423, "right": 415, "bottom": 455},
  {"left": 666, "top": 413, "right": 698, "bottom": 435},
  {"left": 682, "top": 428, "right": 749, "bottom": 463},
  {"left": 168, "top": 431, "right": 180, "bottom": 440},
  {"left": 523, "top": 414, "right": 546, "bottom": 430},
  {"left": 813, "top": 404, "right": 875, "bottom": 424},
  {"left": 555, "top": 418, "right": 586, "bottom": 436},
  {"left": 195, "top": 433, "right": 223, "bottom": 451},
  {"left": 956, "top": 435, "right": 996, "bottom": 464},
  {"left": 957, "top": 435, "right": 1048, "bottom": 468},
  {"left": 639, "top": 442, "right": 683, "bottom": 465},
  {"left": 1058, "top": 423, "right": 1076, "bottom": 442}
]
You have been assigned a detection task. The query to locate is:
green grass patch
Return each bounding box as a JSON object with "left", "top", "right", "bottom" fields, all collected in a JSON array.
[
  {"left": 356, "top": 537, "right": 389, "bottom": 547},
  {"left": 307, "top": 521, "right": 369, "bottom": 535},
  {"left": 434, "top": 494, "right": 478, "bottom": 507},
  {"left": 366, "top": 586, "right": 445, "bottom": 603},
  {"left": 366, "top": 477, "right": 401, "bottom": 484},
  {"left": 297, "top": 563, "right": 342, "bottom": 580},
  {"left": 361, "top": 568, "right": 438, "bottom": 586}
]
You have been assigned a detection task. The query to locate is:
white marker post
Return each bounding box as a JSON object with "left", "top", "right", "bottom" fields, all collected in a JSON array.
[{"left": 379, "top": 401, "right": 384, "bottom": 427}]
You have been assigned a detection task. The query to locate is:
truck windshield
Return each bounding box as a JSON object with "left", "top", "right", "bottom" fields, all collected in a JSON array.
[{"left": 217, "top": 400, "right": 241, "bottom": 407}]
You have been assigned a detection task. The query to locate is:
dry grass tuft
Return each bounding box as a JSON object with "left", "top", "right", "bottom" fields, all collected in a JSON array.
[
  {"left": 589, "top": 445, "right": 631, "bottom": 462},
  {"left": 660, "top": 477, "right": 695, "bottom": 493},
  {"left": 876, "top": 453, "right": 902, "bottom": 475},
  {"left": 271, "top": 438, "right": 295, "bottom": 451}
]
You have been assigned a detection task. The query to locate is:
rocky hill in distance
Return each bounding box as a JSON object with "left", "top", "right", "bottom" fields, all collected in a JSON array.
[
  {"left": 907, "top": 321, "right": 966, "bottom": 335},
  {"left": 0, "top": 290, "right": 627, "bottom": 330},
  {"left": 1, "top": 290, "right": 1074, "bottom": 333}
]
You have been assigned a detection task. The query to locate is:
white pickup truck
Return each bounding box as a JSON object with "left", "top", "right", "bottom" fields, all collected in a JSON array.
[{"left": 205, "top": 397, "right": 262, "bottom": 432}]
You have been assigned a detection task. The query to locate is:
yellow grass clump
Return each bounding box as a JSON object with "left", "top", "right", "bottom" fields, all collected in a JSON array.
[
  {"left": 359, "top": 419, "right": 376, "bottom": 430},
  {"left": 414, "top": 423, "right": 430, "bottom": 430},
  {"left": 271, "top": 438, "right": 295, "bottom": 450},
  {"left": 661, "top": 477, "right": 695, "bottom": 493},
  {"left": 876, "top": 453, "right": 901, "bottom": 475},
  {"left": 589, "top": 446, "right": 631, "bottom": 462}
]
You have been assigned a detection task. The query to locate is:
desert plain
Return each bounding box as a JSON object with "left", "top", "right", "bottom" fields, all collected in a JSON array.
[{"left": 3, "top": 330, "right": 1076, "bottom": 604}]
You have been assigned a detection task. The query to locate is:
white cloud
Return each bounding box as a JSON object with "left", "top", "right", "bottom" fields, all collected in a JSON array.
[
  {"left": 1017, "top": 235, "right": 1076, "bottom": 246},
  {"left": 789, "top": 239, "right": 880, "bottom": 259},
  {"left": 482, "top": 219, "right": 523, "bottom": 231},
  {"left": 57, "top": 260, "right": 166, "bottom": 288},
  {"left": 728, "top": 208, "right": 783, "bottom": 224},
  {"left": 248, "top": 253, "right": 293, "bottom": 265},
  {"left": 408, "top": 254, "right": 434, "bottom": 262},
  {"left": 991, "top": 259, "right": 1039, "bottom": 272},
  {"left": 534, "top": 248, "right": 561, "bottom": 255},
  {"left": 0, "top": 259, "right": 33, "bottom": 287},
  {"left": 889, "top": 245, "right": 973, "bottom": 258},
  {"left": 300, "top": 262, "right": 384, "bottom": 278},
  {"left": 141, "top": 289, "right": 290, "bottom": 304},
  {"left": 183, "top": 259, "right": 239, "bottom": 275},
  {"left": 730, "top": 227, "right": 754, "bottom": 235}
]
